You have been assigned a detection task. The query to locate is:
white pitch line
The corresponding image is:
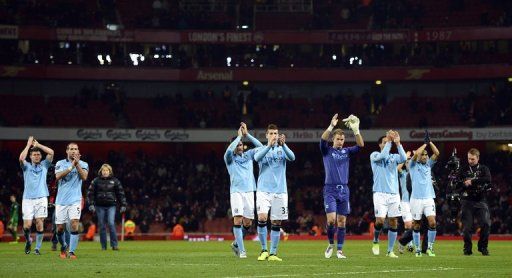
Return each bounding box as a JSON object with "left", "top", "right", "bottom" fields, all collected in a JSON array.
[
  {"left": 223, "top": 267, "right": 464, "bottom": 278},
  {"left": 84, "top": 263, "right": 222, "bottom": 267}
]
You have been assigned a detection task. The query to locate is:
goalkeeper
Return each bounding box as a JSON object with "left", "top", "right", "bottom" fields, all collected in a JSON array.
[
  {"left": 320, "top": 114, "right": 364, "bottom": 259},
  {"left": 7, "top": 194, "right": 20, "bottom": 243}
]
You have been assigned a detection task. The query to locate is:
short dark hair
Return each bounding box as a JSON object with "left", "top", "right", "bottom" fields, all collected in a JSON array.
[
  {"left": 267, "top": 124, "right": 278, "bottom": 131},
  {"left": 378, "top": 135, "right": 386, "bottom": 144},
  {"left": 29, "top": 147, "right": 42, "bottom": 155},
  {"left": 66, "top": 142, "right": 78, "bottom": 150}
]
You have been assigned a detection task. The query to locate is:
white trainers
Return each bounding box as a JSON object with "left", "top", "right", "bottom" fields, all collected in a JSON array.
[
  {"left": 336, "top": 250, "right": 347, "bottom": 259},
  {"left": 324, "top": 245, "right": 334, "bottom": 258},
  {"left": 230, "top": 242, "right": 239, "bottom": 257},
  {"left": 372, "top": 243, "right": 380, "bottom": 255},
  {"left": 386, "top": 251, "right": 399, "bottom": 258},
  {"left": 239, "top": 251, "right": 247, "bottom": 259}
]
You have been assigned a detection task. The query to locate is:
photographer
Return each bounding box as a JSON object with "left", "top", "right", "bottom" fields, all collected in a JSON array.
[{"left": 458, "top": 148, "right": 491, "bottom": 256}]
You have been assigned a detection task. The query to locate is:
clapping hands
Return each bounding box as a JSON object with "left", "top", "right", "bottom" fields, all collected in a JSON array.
[
  {"left": 342, "top": 114, "right": 360, "bottom": 135},
  {"left": 240, "top": 122, "right": 248, "bottom": 137},
  {"left": 386, "top": 130, "right": 401, "bottom": 144},
  {"left": 424, "top": 129, "right": 431, "bottom": 144},
  {"left": 278, "top": 134, "right": 286, "bottom": 146}
]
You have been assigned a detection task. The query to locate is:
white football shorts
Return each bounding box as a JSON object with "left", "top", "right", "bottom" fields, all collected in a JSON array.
[
  {"left": 373, "top": 192, "right": 401, "bottom": 218},
  {"left": 400, "top": 201, "right": 413, "bottom": 222},
  {"left": 256, "top": 191, "right": 288, "bottom": 220},
  {"left": 410, "top": 198, "right": 436, "bottom": 220},
  {"left": 55, "top": 203, "right": 82, "bottom": 224},
  {"left": 22, "top": 197, "right": 48, "bottom": 220},
  {"left": 230, "top": 192, "right": 255, "bottom": 219}
]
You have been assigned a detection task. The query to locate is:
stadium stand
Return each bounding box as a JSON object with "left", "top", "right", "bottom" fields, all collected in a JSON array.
[{"left": 0, "top": 81, "right": 511, "bottom": 129}]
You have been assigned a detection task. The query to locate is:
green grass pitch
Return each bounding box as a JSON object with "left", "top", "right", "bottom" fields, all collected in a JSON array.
[{"left": 1, "top": 240, "right": 511, "bottom": 277}]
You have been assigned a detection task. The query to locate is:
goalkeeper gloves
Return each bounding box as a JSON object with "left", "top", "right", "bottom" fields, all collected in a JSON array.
[{"left": 342, "top": 114, "right": 360, "bottom": 136}]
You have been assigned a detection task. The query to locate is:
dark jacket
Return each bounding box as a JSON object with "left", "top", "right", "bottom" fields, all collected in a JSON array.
[
  {"left": 458, "top": 163, "right": 491, "bottom": 202},
  {"left": 87, "top": 176, "right": 127, "bottom": 207}
]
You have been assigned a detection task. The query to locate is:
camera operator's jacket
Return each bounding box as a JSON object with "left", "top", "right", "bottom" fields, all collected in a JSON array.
[
  {"left": 87, "top": 176, "right": 127, "bottom": 207},
  {"left": 457, "top": 164, "right": 491, "bottom": 202}
]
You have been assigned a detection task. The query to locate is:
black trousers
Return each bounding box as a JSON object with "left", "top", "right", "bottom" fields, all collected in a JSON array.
[
  {"left": 398, "top": 216, "right": 428, "bottom": 253},
  {"left": 49, "top": 207, "right": 58, "bottom": 245},
  {"left": 461, "top": 200, "right": 491, "bottom": 251}
]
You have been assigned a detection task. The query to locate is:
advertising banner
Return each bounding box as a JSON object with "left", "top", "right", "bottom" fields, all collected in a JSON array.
[
  {"left": 8, "top": 26, "right": 512, "bottom": 44},
  {"left": 1, "top": 127, "right": 511, "bottom": 143}
]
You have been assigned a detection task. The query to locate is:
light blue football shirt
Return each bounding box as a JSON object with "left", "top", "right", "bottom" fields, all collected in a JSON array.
[
  {"left": 55, "top": 159, "right": 89, "bottom": 205},
  {"left": 254, "top": 144, "right": 295, "bottom": 194},
  {"left": 21, "top": 159, "right": 51, "bottom": 199},
  {"left": 224, "top": 134, "right": 263, "bottom": 193},
  {"left": 409, "top": 158, "right": 436, "bottom": 199},
  {"left": 370, "top": 142, "right": 407, "bottom": 194}
]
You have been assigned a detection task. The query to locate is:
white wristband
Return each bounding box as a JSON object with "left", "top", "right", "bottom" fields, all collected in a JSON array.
[
  {"left": 67, "top": 166, "right": 73, "bottom": 172},
  {"left": 327, "top": 125, "right": 334, "bottom": 132},
  {"left": 352, "top": 127, "right": 360, "bottom": 136}
]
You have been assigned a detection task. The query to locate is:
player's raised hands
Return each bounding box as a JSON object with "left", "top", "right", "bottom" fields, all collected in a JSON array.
[
  {"left": 27, "top": 136, "right": 34, "bottom": 147},
  {"left": 32, "top": 139, "right": 39, "bottom": 148},
  {"left": 386, "top": 130, "right": 394, "bottom": 141},
  {"left": 330, "top": 114, "right": 339, "bottom": 127},
  {"left": 393, "top": 131, "right": 401, "bottom": 144},
  {"left": 268, "top": 135, "right": 278, "bottom": 146},
  {"left": 424, "top": 129, "right": 431, "bottom": 144},
  {"left": 240, "top": 122, "right": 248, "bottom": 136},
  {"left": 342, "top": 114, "right": 361, "bottom": 135},
  {"left": 72, "top": 153, "right": 81, "bottom": 166},
  {"left": 237, "top": 126, "right": 243, "bottom": 137},
  {"left": 278, "top": 134, "right": 286, "bottom": 146}
]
